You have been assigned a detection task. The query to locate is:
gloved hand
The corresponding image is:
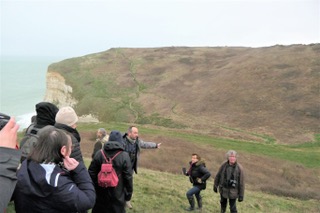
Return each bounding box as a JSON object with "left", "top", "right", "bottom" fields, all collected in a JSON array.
[
  {"left": 213, "top": 186, "right": 218, "bottom": 193},
  {"left": 125, "top": 193, "right": 132, "bottom": 201},
  {"left": 182, "top": 167, "right": 187, "bottom": 175},
  {"left": 196, "top": 178, "right": 202, "bottom": 183},
  {"left": 238, "top": 196, "right": 243, "bottom": 202}
]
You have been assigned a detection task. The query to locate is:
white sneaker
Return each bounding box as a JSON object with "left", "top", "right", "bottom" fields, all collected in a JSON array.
[{"left": 126, "top": 201, "right": 133, "bottom": 209}]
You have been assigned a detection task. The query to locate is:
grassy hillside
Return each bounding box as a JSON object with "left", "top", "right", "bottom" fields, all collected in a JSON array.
[
  {"left": 47, "top": 44, "right": 320, "bottom": 144},
  {"left": 9, "top": 122, "right": 319, "bottom": 212},
  {"left": 126, "top": 168, "right": 319, "bottom": 213},
  {"left": 7, "top": 167, "right": 319, "bottom": 213},
  {"left": 78, "top": 122, "right": 320, "bottom": 201}
]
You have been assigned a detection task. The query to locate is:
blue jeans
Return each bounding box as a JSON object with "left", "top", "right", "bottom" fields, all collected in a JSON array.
[{"left": 186, "top": 186, "right": 201, "bottom": 200}]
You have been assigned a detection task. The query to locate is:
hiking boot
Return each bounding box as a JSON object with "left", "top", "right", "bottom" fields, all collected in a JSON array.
[
  {"left": 196, "top": 195, "right": 202, "bottom": 209},
  {"left": 185, "top": 197, "right": 195, "bottom": 211},
  {"left": 126, "top": 201, "right": 133, "bottom": 209},
  {"left": 185, "top": 206, "right": 195, "bottom": 211}
]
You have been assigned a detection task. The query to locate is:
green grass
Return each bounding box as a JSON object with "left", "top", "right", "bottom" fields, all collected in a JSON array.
[
  {"left": 8, "top": 166, "right": 319, "bottom": 213},
  {"left": 128, "top": 168, "right": 320, "bottom": 213},
  {"left": 7, "top": 130, "right": 320, "bottom": 213},
  {"left": 218, "top": 125, "right": 276, "bottom": 144},
  {"left": 84, "top": 159, "right": 319, "bottom": 213}
]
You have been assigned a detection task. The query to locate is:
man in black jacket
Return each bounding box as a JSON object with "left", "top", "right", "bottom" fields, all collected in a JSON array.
[{"left": 122, "top": 126, "right": 161, "bottom": 209}]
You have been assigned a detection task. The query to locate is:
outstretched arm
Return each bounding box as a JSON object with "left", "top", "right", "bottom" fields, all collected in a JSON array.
[{"left": 139, "top": 139, "right": 160, "bottom": 149}]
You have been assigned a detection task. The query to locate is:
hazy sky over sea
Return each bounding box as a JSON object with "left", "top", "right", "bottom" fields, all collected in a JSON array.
[{"left": 1, "top": 0, "right": 319, "bottom": 59}]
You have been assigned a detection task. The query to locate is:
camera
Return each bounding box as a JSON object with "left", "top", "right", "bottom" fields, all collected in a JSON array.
[
  {"left": 0, "top": 113, "right": 10, "bottom": 131},
  {"left": 229, "top": 179, "right": 237, "bottom": 188}
]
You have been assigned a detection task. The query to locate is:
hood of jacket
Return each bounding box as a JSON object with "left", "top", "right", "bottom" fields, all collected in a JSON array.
[
  {"left": 109, "top": 130, "right": 123, "bottom": 143},
  {"left": 17, "top": 160, "right": 64, "bottom": 197},
  {"left": 196, "top": 159, "right": 206, "bottom": 166},
  {"left": 35, "top": 102, "right": 59, "bottom": 128},
  {"left": 103, "top": 141, "right": 124, "bottom": 151},
  {"left": 189, "top": 159, "right": 206, "bottom": 167}
]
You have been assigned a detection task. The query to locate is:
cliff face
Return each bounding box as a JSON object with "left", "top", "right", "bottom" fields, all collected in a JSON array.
[{"left": 44, "top": 71, "right": 77, "bottom": 107}]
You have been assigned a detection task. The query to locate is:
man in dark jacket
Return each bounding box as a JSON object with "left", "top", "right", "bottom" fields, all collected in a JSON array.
[
  {"left": 213, "top": 150, "right": 245, "bottom": 213},
  {"left": 89, "top": 131, "right": 133, "bottom": 213},
  {"left": 122, "top": 126, "right": 161, "bottom": 209}
]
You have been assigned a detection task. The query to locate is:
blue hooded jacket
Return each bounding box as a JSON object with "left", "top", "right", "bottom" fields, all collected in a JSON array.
[{"left": 13, "top": 160, "right": 95, "bottom": 213}]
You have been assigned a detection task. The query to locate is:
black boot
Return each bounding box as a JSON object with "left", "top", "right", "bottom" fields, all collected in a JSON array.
[
  {"left": 186, "top": 197, "right": 195, "bottom": 211},
  {"left": 196, "top": 195, "right": 202, "bottom": 210}
]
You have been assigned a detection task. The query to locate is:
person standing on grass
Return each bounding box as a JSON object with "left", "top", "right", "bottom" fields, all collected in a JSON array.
[
  {"left": 213, "top": 150, "right": 245, "bottom": 213},
  {"left": 91, "top": 128, "right": 109, "bottom": 159},
  {"left": 122, "top": 126, "right": 161, "bottom": 209},
  {"left": 88, "top": 130, "right": 133, "bottom": 213},
  {"left": 182, "top": 153, "right": 211, "bottom": 211}
]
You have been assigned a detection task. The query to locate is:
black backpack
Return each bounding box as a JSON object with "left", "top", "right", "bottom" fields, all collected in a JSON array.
[{"left": 20, "top": 127, "right": 40, "bottom": 162}]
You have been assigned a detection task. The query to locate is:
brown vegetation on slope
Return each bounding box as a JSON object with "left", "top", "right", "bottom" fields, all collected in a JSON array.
[{"left": 49, "top": 44, "right": 320, "bottom": 144}]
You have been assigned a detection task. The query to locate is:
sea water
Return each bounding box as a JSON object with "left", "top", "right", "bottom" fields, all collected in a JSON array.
[{"left": 0, "top": 56, "right": 60, "bottom": 130}]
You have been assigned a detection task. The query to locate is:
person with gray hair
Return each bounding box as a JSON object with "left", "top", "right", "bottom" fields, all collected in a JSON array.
[
  {"left": 91, "top": 128, "right": 109, "bottom": 159},
  {"left": 213, "top": 150, "right": 245, "bottom": 213}
]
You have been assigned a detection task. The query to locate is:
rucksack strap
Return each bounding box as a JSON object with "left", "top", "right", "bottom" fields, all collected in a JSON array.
[{"left": 100, "top": 150, "right": 122, "bottom": 163}]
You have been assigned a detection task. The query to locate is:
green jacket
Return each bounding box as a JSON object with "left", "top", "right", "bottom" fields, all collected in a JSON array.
[{"left": 214, "top": 161, "right": 245, "bottom": 199}]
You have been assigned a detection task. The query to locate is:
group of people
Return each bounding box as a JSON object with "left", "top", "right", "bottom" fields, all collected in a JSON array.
[
  {"left": 183, "top": 151, "right": 245, "bottom": 212},
  {"left": 89, "top": 126, "right": 161, "bottom": 211},
  {"left": 0, "top": 102, "right": 162, "bottom": 213},
  {"left": 0, "top": 101, "right": 244, "bottom": 213}
]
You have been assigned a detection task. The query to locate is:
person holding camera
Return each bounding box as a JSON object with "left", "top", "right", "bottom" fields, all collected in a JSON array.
[
  {"left": 213, "top": 150, "right": 245, "bottom": 213},
  {"left": 0, "top": 115, "right": 20, "bottom": 213},
  {"left": 182, "top": 153, "right": 211, "bottom": 211}
]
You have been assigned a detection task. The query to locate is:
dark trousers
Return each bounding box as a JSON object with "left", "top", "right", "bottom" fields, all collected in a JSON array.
[
  {"left": 186, "top": 186, "right": 201, "bottom": 200},
  {"left": 220, "top": 194, "right": 237, "bottom": 213}
]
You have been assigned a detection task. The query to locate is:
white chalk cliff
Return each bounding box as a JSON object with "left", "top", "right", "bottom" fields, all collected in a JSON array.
[
  {"left": 44, "top": 71, "right": 99, "bottom": 122},
  {"left": 44, "top": 71, "right": 78, "bottom": 107}
]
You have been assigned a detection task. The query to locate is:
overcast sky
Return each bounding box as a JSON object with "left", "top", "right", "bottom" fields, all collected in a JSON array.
[{"left": 1, "top": 0, "right": 319, "bottom": 59}]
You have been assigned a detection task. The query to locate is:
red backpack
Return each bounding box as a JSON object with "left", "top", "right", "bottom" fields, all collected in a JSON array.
[{"left": 98, "top": 150, "right": 122, "bottom": 188}]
